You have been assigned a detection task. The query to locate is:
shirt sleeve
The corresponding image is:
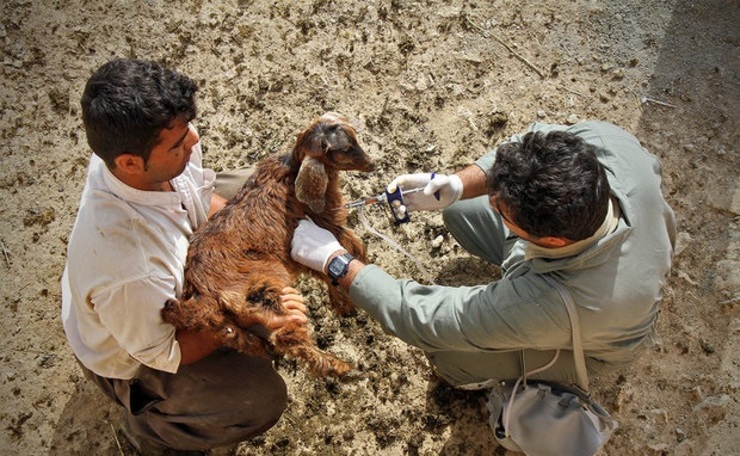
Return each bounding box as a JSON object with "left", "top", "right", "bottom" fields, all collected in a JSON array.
[
  {"left": 349, "top": 265, "right": 571, "bottom": 353},
  {"left": 92, "top": 276, "right": 181, "bottom": 373}
]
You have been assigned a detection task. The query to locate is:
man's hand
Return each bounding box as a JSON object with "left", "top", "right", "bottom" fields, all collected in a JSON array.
[
  {"left": 263, "top": 287, "right": 308, "bottom": 330},
  {"left": 229, "top": 287, "right": 309, "bottom": 330},
  {"left": 387, "top": 173, "right": 463, "bottom": 211},
  {"left": 290, "top": 219, "right": 344, "bottom": 272}
]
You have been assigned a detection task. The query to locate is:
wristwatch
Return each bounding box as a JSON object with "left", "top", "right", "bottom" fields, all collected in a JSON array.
[{"left": 326, "top": 253, "right": 354, "bottom": 286}]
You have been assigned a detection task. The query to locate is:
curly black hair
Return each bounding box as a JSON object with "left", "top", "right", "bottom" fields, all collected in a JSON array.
[
  {"left": 80, "top": 58, "right": 198, "bottom": 168},
  {"left": 486, "top": 130, "right": 610, "bottom": 241}
]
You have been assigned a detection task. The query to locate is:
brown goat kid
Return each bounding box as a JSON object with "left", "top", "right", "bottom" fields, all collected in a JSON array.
[{"left": 162, "top": 112, "right": 373, "bottom": 378}]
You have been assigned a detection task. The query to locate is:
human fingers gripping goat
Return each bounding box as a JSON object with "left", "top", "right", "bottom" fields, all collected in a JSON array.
[
  {"left": 279, "top": 287, "right": 305, "bottom": 307},
  {"left": 227, "top": 287, "right": 309, "bottom": 332},
  {"left": 264, "top": 287, "right": 309, "bottom": 330}
]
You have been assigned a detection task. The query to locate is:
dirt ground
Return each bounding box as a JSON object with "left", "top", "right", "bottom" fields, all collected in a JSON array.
[{"left": 1, "top": 0, "right": 738, "bottom": 455}]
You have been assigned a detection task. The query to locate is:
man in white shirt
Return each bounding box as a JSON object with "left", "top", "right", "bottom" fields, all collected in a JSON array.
[{"left": 61, "top": 58, "right": 308, "bottom": 455}]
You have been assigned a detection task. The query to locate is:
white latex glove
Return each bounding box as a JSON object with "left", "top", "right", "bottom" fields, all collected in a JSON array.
[
  {"left": 386, "top": 172, "right": 463, "bottom": 211},
  {"left": 291, "top": 219, "right": 344, "bottom": 272}
]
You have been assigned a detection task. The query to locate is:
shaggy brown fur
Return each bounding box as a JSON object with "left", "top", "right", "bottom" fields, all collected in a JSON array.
[{"left": 162, "top": 112, "right": 373, "bottom": 378}]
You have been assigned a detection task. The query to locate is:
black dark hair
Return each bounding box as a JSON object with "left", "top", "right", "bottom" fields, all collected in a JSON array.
[
  {"left": 80, "top": 58, "right": 198, "bottom": 168},
  {"left": 486, "top": 130, "right": 610, "bottom": 241}
]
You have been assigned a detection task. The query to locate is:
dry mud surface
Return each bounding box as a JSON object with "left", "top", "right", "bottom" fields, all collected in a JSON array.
[{"left": 1, "top": 1, "right": 738, "bottom": 455}]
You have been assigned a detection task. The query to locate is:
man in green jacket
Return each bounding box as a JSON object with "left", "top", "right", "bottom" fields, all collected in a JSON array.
[{"left": 290, "top": 121, "right": 676, "bottom": 389}]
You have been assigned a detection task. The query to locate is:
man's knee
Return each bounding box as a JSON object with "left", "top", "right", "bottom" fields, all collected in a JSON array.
[
  {"left": 442, "top": 198, "right": 505, "bottom": 264},
  {"left": 442, "top": 201, "right": 470, "bottom": 239},
  {"left": 249, "top": 373, "right": 288, "bottom": 428}
]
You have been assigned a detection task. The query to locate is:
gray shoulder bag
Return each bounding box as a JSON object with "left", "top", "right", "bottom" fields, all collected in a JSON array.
[{"left": 486, "top": 278, "right": 619, "bottom": 456}]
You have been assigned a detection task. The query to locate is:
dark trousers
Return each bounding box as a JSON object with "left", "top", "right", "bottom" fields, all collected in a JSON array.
[{"left": 80, "top": 348, "right": 287, "bottom": 451}]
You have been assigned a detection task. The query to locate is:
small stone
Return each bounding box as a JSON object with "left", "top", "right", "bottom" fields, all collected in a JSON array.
[
  {"left": 674, "top": 232, "right": 692, "bottom": 256},
  {"left": 648, "top": 443, "right": 669, "bottom": 453},
  {"left": 693, "top": 394, "right": 731, "bottom": 423},
  {"left": 648, "top": 408, "right": 668, "bottom": 424},
  {"left": 699, "top": 338, "right": 715, "bottom": 354},
  {"left": 431, "top": 235, "right": 444, "bottom": 249}
]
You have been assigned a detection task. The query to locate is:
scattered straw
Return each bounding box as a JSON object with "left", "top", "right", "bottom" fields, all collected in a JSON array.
[
  {"left": 0, "top": 240, "right": 10, "bottom": 268},
  {"left": 107, "top": 419, "right": 125, "bottom": 456},
  {"left": 464, "top": 15, "right": 547, "bottom": 79}
]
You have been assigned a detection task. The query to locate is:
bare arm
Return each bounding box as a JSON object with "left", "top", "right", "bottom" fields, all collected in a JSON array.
[
  {"left": 208, "top": 192, "right": 229, "bottom": 218},
  {"left": 177, "top": 329, "right": 223, "bottom": 365},
  {"left": 455, "top": 164, "right": 488, "bottom": 199}
]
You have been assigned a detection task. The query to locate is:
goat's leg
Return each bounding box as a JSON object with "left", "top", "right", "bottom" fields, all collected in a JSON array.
[
  {"left": 162, "top": 295, "right": 226, "bottom": 332},
  {"left": 337, "top": 229, "right": 368, "bottom": 264},
  {"left": 224, "top": 275, "right": 352, "bottom": 377},
  {"left": 325, "top": 283, "right": 356, "bottom": 317},
  {"left": 163, "top": 295, "right": 269, "bottom": 359},
  {"left": 272, "top": 320, "right": 352, "bottom": 377},
  {"left": 218, "top": 315, "right": 273, "bottom": 360}
]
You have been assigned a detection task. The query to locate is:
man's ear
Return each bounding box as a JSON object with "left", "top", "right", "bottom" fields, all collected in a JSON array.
[
  {"left": 539, "top": 236, "right": 573, "bottom": 248},
  {"left": 113, "top": 153, "right": 145, "bottom": 175}
]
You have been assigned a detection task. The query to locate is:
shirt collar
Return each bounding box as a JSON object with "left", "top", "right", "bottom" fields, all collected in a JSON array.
[
  {"left": 525, "top": 197, "right": 620, "bottom": 260},
  {"left": 101, "top": 163, "right": 182, "bottom": 207}
]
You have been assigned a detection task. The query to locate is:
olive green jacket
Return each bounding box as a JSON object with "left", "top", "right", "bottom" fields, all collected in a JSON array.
[{"left": 349, "top": 121, "right": 676, "bottom": 374}]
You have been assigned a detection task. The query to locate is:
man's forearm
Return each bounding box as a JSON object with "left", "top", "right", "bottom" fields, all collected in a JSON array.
[
  {"left": 455, "top": 164, "right": 488, "bottom": 199},
  {"left": 177, "top": 329, "right": 222, "bottom": 365},
  {"left": 208, "top": 192, "right": 229, "bottom": 218}
]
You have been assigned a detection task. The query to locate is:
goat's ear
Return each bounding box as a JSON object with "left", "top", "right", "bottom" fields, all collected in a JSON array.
[{"left": 295, "top": 157, "right": 328, "bottom": 213}]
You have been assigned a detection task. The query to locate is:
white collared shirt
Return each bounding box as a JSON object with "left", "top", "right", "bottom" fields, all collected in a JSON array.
[{"left": 61, "top": 140, "right": 215, "bottom": 380}]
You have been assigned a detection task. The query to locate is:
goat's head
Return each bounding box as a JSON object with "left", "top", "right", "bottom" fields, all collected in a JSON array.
[{"left": 294, "top": 112, "right": 374, "bottom": 213}]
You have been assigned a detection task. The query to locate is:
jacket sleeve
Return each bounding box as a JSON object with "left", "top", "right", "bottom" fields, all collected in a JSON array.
[{"left": 349, "top": 265, "right": 572, "bottom": 353}]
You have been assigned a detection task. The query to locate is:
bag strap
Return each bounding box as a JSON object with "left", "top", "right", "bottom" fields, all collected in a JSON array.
[
  {"left": 501, "top": 278, "right": 594, "bottom": 438},
  {"left": 543, "top": 276, "right": 590, "bottom": 392},
  {"left": 503, "top": 349, "right": 560, "bottom": 436}
]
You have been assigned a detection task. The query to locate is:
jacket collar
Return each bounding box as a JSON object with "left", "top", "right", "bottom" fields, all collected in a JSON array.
[{"left": 525, "top": 197, "right": 621, "bottom": 261}]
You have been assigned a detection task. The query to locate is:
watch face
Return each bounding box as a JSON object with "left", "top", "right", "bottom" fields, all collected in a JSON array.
[
  {"left": 328, "top": 254, "right": 353, "bottom": 281},
  {"left": 329, "top": 258, "right": 345, "bottom": 276}
]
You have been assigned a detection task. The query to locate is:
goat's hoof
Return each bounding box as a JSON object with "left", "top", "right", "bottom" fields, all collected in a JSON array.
[
  {"left": 161, "top": 299, "right": 179, "bottom": 321},
  {"left": 335, "top": 368, "right": 363, "bottom": 383},
  {"left": 336, "top": 306, "right": 357, "bottom": 317}
]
